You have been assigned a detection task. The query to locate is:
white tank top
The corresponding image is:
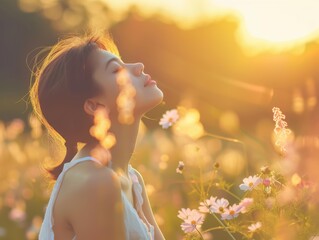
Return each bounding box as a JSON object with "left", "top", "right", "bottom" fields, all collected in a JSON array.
[{"left": 38, "top": 156, "right": 155, "bottom": 240}]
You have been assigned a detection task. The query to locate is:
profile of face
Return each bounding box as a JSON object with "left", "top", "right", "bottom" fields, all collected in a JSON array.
[{"left": 84, "top": 49, "right": 164, "bottom": 121}]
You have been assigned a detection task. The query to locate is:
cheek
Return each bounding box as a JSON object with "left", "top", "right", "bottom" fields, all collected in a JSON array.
[{"left": 95, "top": 78, "right": 120, "bottom": 110}]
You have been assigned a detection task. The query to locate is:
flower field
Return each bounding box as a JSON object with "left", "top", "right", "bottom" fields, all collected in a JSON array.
[{"left": 0, "top": 106, "right": 318, "bottom": 239}]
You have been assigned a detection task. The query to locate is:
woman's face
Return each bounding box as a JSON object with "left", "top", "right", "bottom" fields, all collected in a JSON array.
[{"left": 88, "top": 49, "right": 164, "bottom": 118}]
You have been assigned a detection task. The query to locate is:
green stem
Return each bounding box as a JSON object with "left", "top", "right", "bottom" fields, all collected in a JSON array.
[
  {"left": 202, "top": 226, "right": 227, "bottom": 233},
  {"left": 273, "top": 178, "right": 286, "bottom": 188},
  {"left": 199, "top": 166, "right": 205, "bottom": 200},
  {"left": 210, "top": 212, "right": 237, "bottom": 240},
  {"left": 221, "top": 188, "right": 241, "bottom": 201},
  {"left": 206, "top": 169, "right": 217, "bottom": 194},
  {"left": 204, "top": 131, "right": 249, "bottom": 176},
  {"left": 195, "top": 227, "right": 205, "bottom": 240},
  {"left": 190, "top": 176, "right": 202, "bottom": 196},
  {"left": 204, "top": 132, "right": 243, "bottom": 144}
]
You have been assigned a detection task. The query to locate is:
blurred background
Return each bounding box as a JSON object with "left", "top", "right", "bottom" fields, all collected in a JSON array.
[{"left": 0, "top": 0, "right": 319, "bottom": 239}]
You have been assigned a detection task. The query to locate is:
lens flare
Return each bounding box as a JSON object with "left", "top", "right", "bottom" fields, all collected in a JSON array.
[
  {"left": 172, "top": 107, "right": 204, "bottom": 140},
  {"left": 116, "top": 70, "right": 136, "bottom": 124},
  {"left": 89, "top": 107, "right": 116, "bottom": 149}
]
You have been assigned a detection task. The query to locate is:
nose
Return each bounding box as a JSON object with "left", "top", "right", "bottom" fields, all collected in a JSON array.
[{"left": 133, "top": 62, "right": 144, "bottom": 76}]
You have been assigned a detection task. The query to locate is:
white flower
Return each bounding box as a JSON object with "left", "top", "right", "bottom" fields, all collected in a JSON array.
[
  {"left": 210, "top": 198, "right": 229, "bottom": 214},
  {"left": 221, "top": 204, "right": 242, "bottom": 220},
  {"left": 239, "top": 175, "right": 262, "bottom": 191},
  {"left": 238, "top": 198, "right": 254, "bottom": 213},
  {"left": 159, "top": 109, "right": 179, "bottom": 129},
  {"left": 177, "top": 208, "right": 193, "bottom": 221},
  {"left": 176, "top": 161, "right": 184, "bottom": 174},
  {"left": 180, "top": 209, "right": 205, "bottom": 233},
  {"left": 248, "top": 221, "right": 262, "bottom": 233},
  {"left": 199, "top": 196, "right": 217, "bottom": 213}
]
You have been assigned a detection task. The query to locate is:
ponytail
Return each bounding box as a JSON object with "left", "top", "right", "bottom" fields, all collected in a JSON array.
[{"left": 46, "top": 139, "right": 78, "bottom": 180}]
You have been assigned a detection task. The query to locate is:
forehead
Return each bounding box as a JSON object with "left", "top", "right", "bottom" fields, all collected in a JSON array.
[{"left": 89, "top": 49, "right": 121, "bottom": 66}]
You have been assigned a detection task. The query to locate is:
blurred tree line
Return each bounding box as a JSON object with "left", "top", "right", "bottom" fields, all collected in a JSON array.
[{"left": 1, "top": 0, "right": 319, "bottom": 131}]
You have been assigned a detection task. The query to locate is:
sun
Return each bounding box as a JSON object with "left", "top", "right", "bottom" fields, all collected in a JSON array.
[{"left": 225, "top": 0, "right": 319, "bottom": 54}]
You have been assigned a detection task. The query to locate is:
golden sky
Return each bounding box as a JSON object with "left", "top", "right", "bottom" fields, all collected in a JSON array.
[
  {"left": 18, "top": 0, "right": 319, "bottom": 55},
  {"left": 103, "top": 0, "right": 319, "bottom": 54}
]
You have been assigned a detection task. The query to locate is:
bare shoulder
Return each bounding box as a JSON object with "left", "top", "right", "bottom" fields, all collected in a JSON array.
[
  {"left": 66, "top": 162, "right": 122, "bottom": 204},
  {"left": 82, "top": 165, "right": 120, "bottom": 194},
  {"left": 65, "top": 164, "right": 126, "bottom": 239},
  {"left": 78, "top": 162, "right": 119, "bottom": 186},
  {"left": 63, "top": 160, "right": 115, "bottom": 187},
  {"left": 72, "top": 165, "right": 122, "bottom": 211}
]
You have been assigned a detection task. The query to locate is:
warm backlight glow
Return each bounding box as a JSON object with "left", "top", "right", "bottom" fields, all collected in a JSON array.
[
  {"left": 217, "top": 0, "right": 319, "bottom": 54},
  {"left": 104, "top": 0, "right": 319, "bottom": 54},
  {"left": 19, "top": 0, "right": 319, "bottom": 54}
]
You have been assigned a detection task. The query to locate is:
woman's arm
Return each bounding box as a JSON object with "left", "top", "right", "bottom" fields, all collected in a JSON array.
[
  {"left": 133, "top": 169, "right": 166, "bottom": 240},
  {"left": 68, "top": 167, "right": 126, "bottom": 240}
]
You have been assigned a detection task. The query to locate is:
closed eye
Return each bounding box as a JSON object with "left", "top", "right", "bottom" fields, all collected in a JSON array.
[{"left": 113, "top": 66, "right": 125, "bottom": 73}]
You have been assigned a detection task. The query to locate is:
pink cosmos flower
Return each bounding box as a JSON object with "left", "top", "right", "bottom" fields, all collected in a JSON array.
[
  {"left": 238, "top": 198, "right": 254, "bottom": 213},
  {"left": 239, "top": 175, "right": 262, "bottom": 191},
  {"left": 9, "top": 207, "right": 26, "bottom": 222},
  {"left": 221, "top": 204, "right": 242, "bottom": 220},
  {"left": 180, "top": 209, "right": 205, "bottom": 233},
  {"left": 198, "top": 196, "right": 217, "bottom": 213},
  {"left": 210, "top": 198, "right": 229, "bottom": 214},
  {"left": 159, "top": 109, "right": 179, "bottom": 129},
  {"left": 263, "top": 178, "right": 271, "bottom": 187},
  {"left": 248, "top": 221, "right": 262, "bottom": 233},
  {"left": 5, "top": 118, "right": 25, "bottom": 140}
]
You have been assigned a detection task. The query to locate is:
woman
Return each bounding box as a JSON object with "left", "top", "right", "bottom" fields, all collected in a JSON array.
[{"left": 29, "top": 31, "right": 165, "bottom": 240}]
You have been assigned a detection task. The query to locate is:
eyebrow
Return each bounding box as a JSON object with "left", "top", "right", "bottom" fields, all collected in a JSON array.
[{"left": 105, "top": 57, "right": 122, "bottom": 70}]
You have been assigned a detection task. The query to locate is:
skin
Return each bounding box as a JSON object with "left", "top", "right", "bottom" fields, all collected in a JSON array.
[{"left": 52, "top": 48, "right": 165, "bottom": 239}]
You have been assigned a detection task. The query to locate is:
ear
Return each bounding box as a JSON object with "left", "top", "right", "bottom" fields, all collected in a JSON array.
[{"left": 83, "top": 98, "right": 101, "bottom": 116}]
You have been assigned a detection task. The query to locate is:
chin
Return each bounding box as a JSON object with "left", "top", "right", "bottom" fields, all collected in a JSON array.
[
  {"left": 136, "top": 90, "right": 164, "bottom": 115},
  {"left": 151, "top": 88, "right": 164, "bottom": 108}
]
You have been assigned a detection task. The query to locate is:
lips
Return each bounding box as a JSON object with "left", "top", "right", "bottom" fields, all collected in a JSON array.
[{"left": 144, "top": 74, "right": 152, "bottom": 87}]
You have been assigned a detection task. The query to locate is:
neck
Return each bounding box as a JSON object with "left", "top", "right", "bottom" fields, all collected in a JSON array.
[
  {"left": 84, "top": 114, "right": 142, "bottom": 176},
  {"left": 108, "top": 114, "right": 141, "bottom": 175}
]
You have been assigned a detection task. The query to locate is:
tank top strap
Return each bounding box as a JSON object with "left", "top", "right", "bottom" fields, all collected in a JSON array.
[
  {"left": 62, "top": 156, "right": 103, "bottom": 172},
  {"left": 127, "top": 164, "right": 144, "bottom": 212},
  {"left": 127, "top": 165, "right": 155, "bottom": 239}
]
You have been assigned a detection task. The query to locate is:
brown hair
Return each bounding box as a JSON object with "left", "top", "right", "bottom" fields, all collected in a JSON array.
[{"left": 29, "top": 30, "right": 119, "bottom": 180}]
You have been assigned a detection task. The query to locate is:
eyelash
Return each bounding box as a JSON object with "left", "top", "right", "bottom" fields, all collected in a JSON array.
[{"left": 113, "top": 66, "right": 125, "bottom": 73}]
